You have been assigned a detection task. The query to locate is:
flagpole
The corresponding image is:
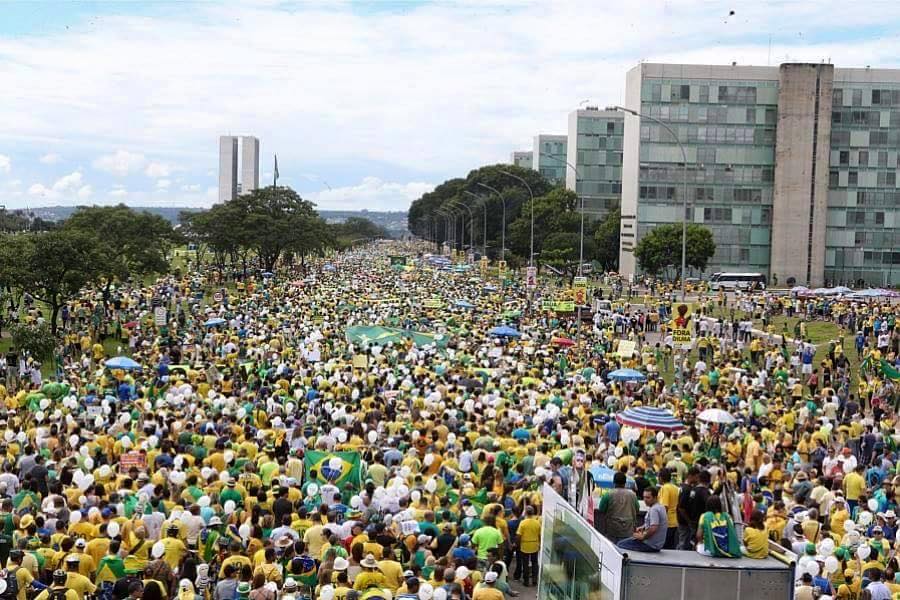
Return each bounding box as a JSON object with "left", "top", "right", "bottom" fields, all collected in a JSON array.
[{"left": 273, "top": 154, "right": 278, "bottom": 188}]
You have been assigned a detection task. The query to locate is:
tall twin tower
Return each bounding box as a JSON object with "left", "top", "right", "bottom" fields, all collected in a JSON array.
[{"left": 218, "top": 135, "right": 260, "bottom": 203}]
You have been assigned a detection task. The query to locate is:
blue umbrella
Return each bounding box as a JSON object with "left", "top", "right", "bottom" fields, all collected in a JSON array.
[
  {"left": 204, "top": 318, "right": 226, "bottom": 327},
  {"left": 616, "top": 406, "right": 684, "bottom": 432},
  {"left": 105, "top": 356, "right": 141, "bottom": 371},
  {"left": 261, "top": 271, "right": 274, "bottom": 278},
  {"left": 455, "top": 300, "right": 475, "bottom": 309},
  {"left": 589, "top": 465, "right": 636, "bottom": 489},
  {"left": 607, "top": 368, "right": 647, "bottom": 382},
  {"left": 489, "top": 325, "right": 521, "bottom": 338}
]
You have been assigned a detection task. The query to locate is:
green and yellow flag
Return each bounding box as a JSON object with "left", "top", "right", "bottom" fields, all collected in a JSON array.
[{"left": 303, "top": 450, "right": 363, "bottom": 491}]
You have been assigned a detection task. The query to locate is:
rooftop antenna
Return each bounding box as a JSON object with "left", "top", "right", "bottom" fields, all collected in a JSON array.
[
  {"left": 578, "top": 99, "right": 590, "bottom": 107},
  {"left": 767, "top": 35, "right": 772, "bottom": 66}
]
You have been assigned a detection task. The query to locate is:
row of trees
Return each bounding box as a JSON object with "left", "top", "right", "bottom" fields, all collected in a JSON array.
[
  {"left": 0, "top": 205, "right": 180, "bottom": 334},
  {"left": 179, "top": 186, "right": 389, "bottom": 273},
  {"left": 407, "top": 164, "right": 716, "bottom": 276}
]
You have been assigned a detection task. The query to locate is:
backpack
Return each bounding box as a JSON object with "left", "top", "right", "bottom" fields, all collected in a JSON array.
[
  {"left": 49, "top": 589, "right": 69, "bottom": 600},
  {"left": 0, "top": 568, "right": 18, "bottom": 600}
]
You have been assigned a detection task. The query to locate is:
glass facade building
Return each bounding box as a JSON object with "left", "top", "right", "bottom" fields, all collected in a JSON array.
[
  {"left": 619, "top": 63, "right": 900, "bottom": 287},
  {"left": 510, "top": 151, "right": 533, "bottom": 169},
  {"left": 532, "top": 134, "right": 568, "bottom": 186},
  {"left": 826, "top": 72, "right": 900, "bottom": 287},
  {"left": 565, "top": 108, "right": 623, "bottom": 219}
]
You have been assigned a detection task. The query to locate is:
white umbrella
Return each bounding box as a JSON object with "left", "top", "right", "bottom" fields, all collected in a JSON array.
[{"left": 697, "top": 408, "right": 736, "bottom": 424}]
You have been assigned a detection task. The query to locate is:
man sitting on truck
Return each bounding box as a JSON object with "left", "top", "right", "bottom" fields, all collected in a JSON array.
[{"left": 615, "top": 487, "right": 668, "bottom": 553}]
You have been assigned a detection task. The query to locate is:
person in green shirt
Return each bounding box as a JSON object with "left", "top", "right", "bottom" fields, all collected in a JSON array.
[
  {"left": 95, "top": 540, "right": 127, "bottom": 586},
  {"left": 220, "top": 479, "right": 243, "bottom": 508},
  {"left": 696, "top": 496, "right": 741, "bottom": 558},
  {"left": 470, "top": 516, "right": 504, "bottom": 561}
]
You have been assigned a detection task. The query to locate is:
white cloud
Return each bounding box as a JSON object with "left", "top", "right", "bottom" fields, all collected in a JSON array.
[
  {"left": 109, "top": 187, "right": 128, "bottom": 198},
  {"left": 27, "top": 171, "right": 87, "bottom": 200},
  {"left": 92, "top": 150, "right": 146, "bottom": 176},
  {"left": 180, "top": 183, "right": 201, "bottom": 192},
  {"left": 2, "top": 4, "right": 900, "bottom": 208},
  {"left": 0, "top": 155, "right": 10, "bottom": 174},
  {"left": 145, "top": 161, "right": 173, "bottom": 178},
  {"left": 307, "top": 177, "right": 434, "bottom": 211},
  {"left": 77, "top": 185, "right": 93, "bottom": 200},
  {"left": 39, "top": 153, "right": 61, "bottom": 164},
  {"left": 156, "top": 178, "right": 171, "bottom": 190}
]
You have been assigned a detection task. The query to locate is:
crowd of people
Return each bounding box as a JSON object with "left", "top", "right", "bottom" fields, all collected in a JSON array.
[{"left": 0, "top": 241, "right": 895, "bottom": 600}]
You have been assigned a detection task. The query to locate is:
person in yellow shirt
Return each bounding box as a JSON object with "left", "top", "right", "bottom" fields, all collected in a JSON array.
[
  {"left": 160, "top": 524, "right": 187, "bottom": 571},
  {"left": 743, "top": 510, "right": 769, "bottom": 559},
  {"left": 516, "top": 506, "right": 541, "bottom": 586},
  {"left": 657, "top": 469, "right": 679, "bottom": 549},
  {"left": 33, "top": 570, "right": 78, "bottom": 600},
  {"left": 63, "top": 556, "right": 97, "bottom": 600},
  {"left": 843, "top": 465, "right": 866, "bottom": 511},
  {"left": 7, "top": 550, "right": 36, "bottom": 600}
]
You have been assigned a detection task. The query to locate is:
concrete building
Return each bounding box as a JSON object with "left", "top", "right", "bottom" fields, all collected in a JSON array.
[
  {"left": 511, "top": 151, "right": 533, "bottom": 169},
  {"left": 619, "top": 62, "right": 900, "bottom": 287},
  {"left": 241, "top": 136, "right": 260, "bottom": 194},
  {"left": 219, "top": 135, "right": 261, "bottom": 203},
  {"left": 532, "top": 134, "right": 568, "bottom": 186},
  {"left": 566, "top": 107, "right": 624, "bottom": 219},
  {"left": 218, "top": 136, "right": 238, "bottom": 203}
]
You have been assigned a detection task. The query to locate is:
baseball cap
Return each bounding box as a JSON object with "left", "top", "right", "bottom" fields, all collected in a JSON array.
[{"left": 484, "top": 572, "right": 498, "bottom": 584}]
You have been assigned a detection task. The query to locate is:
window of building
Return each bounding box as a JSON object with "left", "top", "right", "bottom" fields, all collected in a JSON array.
[
  {"left": 871, "top": 131, "right": 888, "bottom": 145},
  {"left": 879, "top": 151, "right": 888, "bottom": 167},
  {"left": 699, "top": 86, "right": 709, "bottom": 103},
  {"left": 839, "top": 151, "right": 850, "bottom": 165},
  {"left": 859, "top": 150, "right": 869, "bottom": 166},
  {"left": 680, "top": 85, "right": 690, "bottom": 100},
  {"left": 830, "top": 170, "right": 839, "bottom": 186},
  {"left": 852, "top": 89, "right": 863, "bottom": 106},
  {"left": 872, "top": 90, "right": 881, "bottom": 104},
  {"left": 848, "top": 171, "right": 858, "bottom": 185},
  {"left": 607, "top": 121, "right": 616, "bottom": 134},
  {"left": 746, "top": 107, "right": 756, "bottom": 123},
  {"left": 765, "top": 108, "right": 776, "bottom": 125},
  {"left": 651, "top": 84, "right": 662, "bottom": 101},
  {"left": 876, "top": 212, "right": 885, "bottom": 225},
  {"left": 833, "top": 89, "right": 843, "bottom": 105}
]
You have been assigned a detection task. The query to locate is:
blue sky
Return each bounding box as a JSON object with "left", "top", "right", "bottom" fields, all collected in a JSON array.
[{"left": 1, "top": 1, "right": 900, "bottom": 210}]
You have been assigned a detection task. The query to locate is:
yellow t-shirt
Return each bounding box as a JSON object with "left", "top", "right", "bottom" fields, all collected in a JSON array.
[
  {"left": 517, "top": 517, "right": 542, "bottom": 554},
  {"left": 743, "top": 527, "right": 769, "bottom": 559},
  {"left": 844, "top": 472, "right": 865, "bottom": 501},
  {"left": 658, "top": 483, "right": 680, "bottom": 528}
]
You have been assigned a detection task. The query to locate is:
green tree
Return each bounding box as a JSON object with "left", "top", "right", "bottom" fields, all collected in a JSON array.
[
  {"left": 9, "top": 322, "right": 56, "bottom": 363},
  {"left": 507, "top": 188, "right": 580, "bottom": 258},
  {"left": 3, "top": 230, "right": 105, "bottom": 334},
  {"left": 330, "top": 217, "right": 390, "bottom": 248},
  {"left": 540, "top": 232, "right": 597, "bottom": 276},
  {"left": 407, "top": 163, "right": 553, "bottom": 257},
  {"left": 633, "top": 224, "right": 716, "bottom": 278},
  {"left": 63, "top": 204, "right": 179, "bottom": 303},
  {"left": 593, "top": 208, "right": 621, "bottom": 272}
]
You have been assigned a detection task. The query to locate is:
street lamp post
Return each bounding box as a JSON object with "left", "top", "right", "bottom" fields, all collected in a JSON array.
[
  {"left": 463, "top": 191, "right": 488, "bottom": 258},
  {"left": 499, "top": 170, "right": 536, "bottom": 315},
  {"left": 540, "top": 152, "right": 587, "bottom": 333},
  {"left": 477, "top": 182, "right": 506, "bottom": 262},
  {"left": 612, "top": 105, "right": 689, "bottom": 301},
  {"left": 447, "top": 199, "right": 475, "bottom": 255},
  {"left": 499, "top": 170, "right": 535, "bottom": 267}
]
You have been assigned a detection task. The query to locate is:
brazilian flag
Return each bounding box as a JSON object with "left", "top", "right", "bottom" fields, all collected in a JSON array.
[
  {"left": 447, "top": 488, "right": 491, "bottom": 513},
  {"left": 303, "top": 450, "right": 363, "bottom": 491}
]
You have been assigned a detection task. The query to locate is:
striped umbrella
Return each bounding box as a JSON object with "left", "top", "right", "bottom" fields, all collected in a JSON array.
[{"left": 616, "top": 406, "right": 685, "bottom": 432}]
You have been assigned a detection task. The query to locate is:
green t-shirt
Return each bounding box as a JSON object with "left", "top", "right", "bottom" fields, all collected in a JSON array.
[{"left": 471, "top": 525, "right": 503, "bottom": 559}]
